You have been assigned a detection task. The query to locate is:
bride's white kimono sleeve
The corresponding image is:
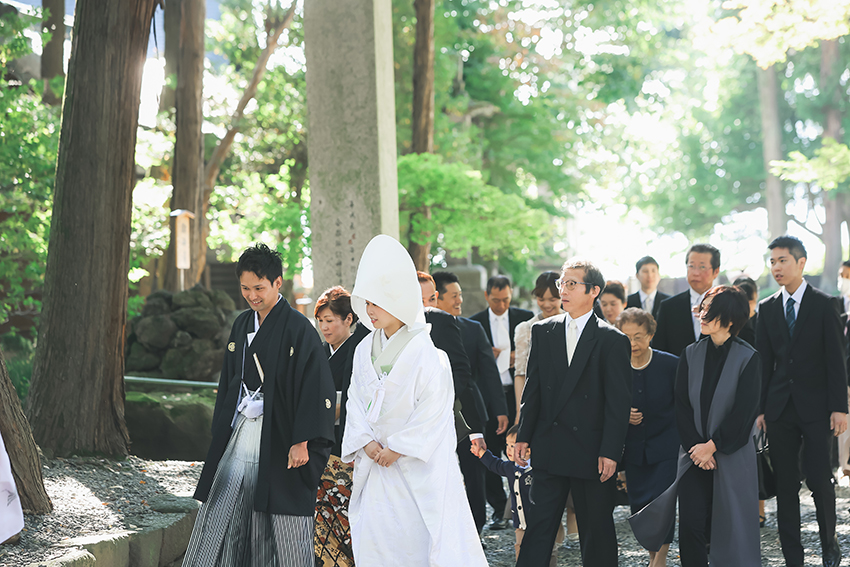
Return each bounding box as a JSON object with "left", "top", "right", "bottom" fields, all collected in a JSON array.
[
  {"left": 0, "top": 430, "right": 24, "bottom": 543},
  {"left": 341, "top": 331, "right": 487, "bottom": 567}
]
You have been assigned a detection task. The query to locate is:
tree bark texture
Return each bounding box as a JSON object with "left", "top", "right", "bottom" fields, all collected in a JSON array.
[
  {"left": 27, "top": 0, "right": 159, "bottom": 457},
  {"left": 163, "top": 0, "right": 205, "bottom": 292},
  {"left": 41, "top": 0, "right": 65, "bottom": 105},
  {"left": 159, "top": 0, "right": 181, "bottom": 112},
  {"left": 408, "top": 0, "right": 436, "bottom": 271},
  {"left": 200, "top": 2, "right": 296, "bottom": 273},
  {"left": 820, "top": 39, "right": 844, "bottom": 289},
  {"left": 757, "top": 65, "right": 786, "bottom": 242},
  {"left": 0, "top": 349, "right": 51, "bottom": 514}
]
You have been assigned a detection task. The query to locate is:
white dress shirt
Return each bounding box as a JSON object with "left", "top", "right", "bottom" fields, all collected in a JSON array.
[
  {"left": 781, "top": 279, "right": 807, "bottom": 319},
  {"left": 638, "top": 289, "right": 657, "bottom": 314},
  {"left": 564, "top": 310, "right": 594, "bottom": 362},
  {"left": 489, "top": 308, "right": 513, "bottom": 386},
  {"left": 689, "top": 287, "right": 707, "bottom": 340}
]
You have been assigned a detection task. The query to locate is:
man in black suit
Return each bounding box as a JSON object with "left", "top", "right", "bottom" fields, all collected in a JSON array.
[
  {"left": 515, "top": 258, "right": 631, "bottom": 567},
  {"left": 469, "top": 275, "right": 534, "bottom": 528},
  {"left": 626, "top": 255, "right": 669, "bottom": 320},
  {"left": 756, "top": 236, "right": 847, "bottom": 567},
  {"left": 653, "top": 243, "right": 720, "bottom": 357},
  {"left": 418, "top": 272, "right": 490, "bottom": 533}
]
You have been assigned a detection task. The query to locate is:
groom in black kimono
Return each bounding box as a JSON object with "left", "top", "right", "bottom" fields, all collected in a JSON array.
[{"left": 193, "top": 244, "right": 335, "bottom": 563}]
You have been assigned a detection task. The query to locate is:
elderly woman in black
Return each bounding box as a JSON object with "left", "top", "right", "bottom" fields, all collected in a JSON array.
[
  {"left": 616, "top": 308, "right": 679, "bottom": 567},
  {"left": 630, "top": 285, "right": 761, "bottom": 567}
]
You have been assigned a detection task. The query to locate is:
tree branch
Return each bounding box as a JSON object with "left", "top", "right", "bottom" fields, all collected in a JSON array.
[
  {"left": 202, "top": 1, "right": 297, "bottom": 201},
  {"left": 789, "top": 216, "right": 823, "bottom": 239}
]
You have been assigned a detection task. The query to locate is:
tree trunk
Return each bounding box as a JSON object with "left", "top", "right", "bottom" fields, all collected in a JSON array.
[
  {"left": 159, "top": 0, "right": 181, "bottom": 112},
  {"left": 163, "top": 0, "right": 205, "bottom": 292},
  {"left": 41, "top": 0, "right": 65, "bottom": 105},
  {"left": 0, "top": 348, "right": 51, "bottom": 514},
  {"left": 757, "top": 64, "right": 786, "bottom": 242},
  {"left": 199, "top": 3, "right": 296, "bottom": 275},
  {"left": 26, "top": 0, "right": 158, "bottom": 458},
  {"left": 408, "top": 0, "right": 435, "bottom": 270},
  {"left": 820, "top": 39, "right": 844, "bottom": 290}
]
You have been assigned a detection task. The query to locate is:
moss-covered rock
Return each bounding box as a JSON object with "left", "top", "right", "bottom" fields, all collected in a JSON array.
[
  {"left": 125, "top": 343, "right": 160, "bottom": 372},
  {"left": 125, "top": 391, "right": 215, "bottom": 460},
  {"left": 135, "top": 315, "right": 178, "bottom": 351}
]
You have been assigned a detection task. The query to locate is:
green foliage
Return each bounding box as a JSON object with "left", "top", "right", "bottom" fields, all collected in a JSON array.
[
  {"left": 771, "top": 138, "right": 850, "bottom": 190},
  {"left": 398, "top": 153, "right": 549, "bottom": 260},
  {"left": 1, "top": 333, "right": 35, "bottom": 402},
  {"left": 0, "top": 13, "right": 61, "bottom": 329}
]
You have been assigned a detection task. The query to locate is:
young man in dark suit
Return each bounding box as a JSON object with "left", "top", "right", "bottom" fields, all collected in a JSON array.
[
  {"left": 514, "top": 259, "right": 631, "bottom": 567},
  {"left": 756, "top": 236, "right": 847, "bottom": 567},
  {"left": 626, "top": 255, "right": 669, "bottom": 320},
  {"left": 469, "top": 275, "right": 534, "bottom": 529},
  {"left": 653, "top": 244, "right": 720, "bottom": 357}
]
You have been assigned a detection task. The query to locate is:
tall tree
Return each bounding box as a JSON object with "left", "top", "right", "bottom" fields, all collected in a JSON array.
[
  {"left": 0, "top": 348, "right": 51, "bottom": 514},
  {"left": 40, "top": 0, "right": 64, "bottom": 105},
  {"left": 758, "top": 65, "right": 787, "bottom": 241},
  {"left": 159, "top": 0, "right": 181, "bottom": 112},
  {"left": 27, "top": 0, "right": 159, "bottom": 457},
  {"left": 162, "top": 0, "right": 205, "bottom": 291},
  {"left": 818, "top": 38, "right": 845, "bottom": 284},
  {"left": 407, "top": 0, "right": 436, "bottom": 270}
]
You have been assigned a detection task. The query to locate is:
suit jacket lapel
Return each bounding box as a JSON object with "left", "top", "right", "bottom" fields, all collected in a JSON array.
[
  {"left": 553, "top": 314, "right": 599, "bottom": 414},
  {"left": 480, "top": 312, "right": 494, "bottom": 345}
]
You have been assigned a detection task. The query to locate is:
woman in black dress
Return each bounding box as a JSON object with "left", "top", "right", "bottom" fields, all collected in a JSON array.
[{"left": 616, "top": 308, "right": 679, "bottom": 567}]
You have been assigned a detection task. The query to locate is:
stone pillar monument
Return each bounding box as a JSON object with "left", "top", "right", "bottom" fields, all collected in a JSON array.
[{"left": 304, "top": 0, "right": 400, "bottom": 297}]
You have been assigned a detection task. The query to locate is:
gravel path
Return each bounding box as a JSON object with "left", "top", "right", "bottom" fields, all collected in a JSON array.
[{"left": 2, "top": 456, "right": 849, "bottom": 566}]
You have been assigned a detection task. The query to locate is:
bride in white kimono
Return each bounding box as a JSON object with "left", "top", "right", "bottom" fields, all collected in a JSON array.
[{"left": 341, "top": 235, "right": 487, "bottom": 567}]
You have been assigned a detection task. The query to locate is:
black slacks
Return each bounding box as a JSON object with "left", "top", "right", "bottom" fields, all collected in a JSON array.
[
  {"left": 767, "top": 400, "right": 836, "bottom": 566},
  {"left": 516, "top": 469, "right": 617, "bottom": 567},
  {"left": 456, "top": 437, "right": 487, "bottom": 533},
  {"left": 485, "top": 385, "right": 515, "bottom": 517},
  {"left": 678, "top": 465, "right": 714, "bottom": 567}
]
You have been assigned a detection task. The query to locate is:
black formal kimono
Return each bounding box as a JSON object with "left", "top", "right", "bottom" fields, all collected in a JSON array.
[
  {"left": 194, "top": 297, "right": 336, "bottom": 515},
  {"left": 328, "top": 322, "right": 371, "bottom": 457}
]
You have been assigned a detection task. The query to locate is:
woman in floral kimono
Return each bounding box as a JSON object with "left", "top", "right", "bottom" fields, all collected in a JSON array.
[{"left": 341, "top": 235, "right": 487, "bottom": 567}]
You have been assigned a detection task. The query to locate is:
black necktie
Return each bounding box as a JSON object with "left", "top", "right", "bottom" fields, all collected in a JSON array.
[{"left": 786, "top": 297, "right": 796, "bottom": 336}]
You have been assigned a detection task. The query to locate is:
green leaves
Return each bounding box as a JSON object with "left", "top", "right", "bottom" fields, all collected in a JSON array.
[{"left": 771, "top": 138, "right": 850, "bottom": 191}]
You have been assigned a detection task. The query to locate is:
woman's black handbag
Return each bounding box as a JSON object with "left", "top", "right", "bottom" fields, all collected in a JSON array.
[{"left": 756, "top": 429, "right": 776, "bottom": 500}]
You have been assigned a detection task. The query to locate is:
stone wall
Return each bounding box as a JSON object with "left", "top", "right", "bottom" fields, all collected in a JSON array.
[{"left": 125, "top": 285, "right": 237, "bottom": 381}]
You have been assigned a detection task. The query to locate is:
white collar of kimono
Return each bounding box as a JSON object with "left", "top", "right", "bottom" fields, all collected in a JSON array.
[
  {"left": 247, "top": 294, "right": 282, "bottom": 347},
  {"left": 351, "top": 235, "right": 427, "bottom": 334}
]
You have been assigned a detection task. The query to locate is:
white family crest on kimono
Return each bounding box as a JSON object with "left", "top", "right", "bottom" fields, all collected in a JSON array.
[{"left": 342, "top": 329, "right": 487, "bottom": 567}]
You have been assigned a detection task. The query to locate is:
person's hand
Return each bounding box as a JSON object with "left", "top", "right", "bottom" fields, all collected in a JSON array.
[
  {"left": 364, "top": 441, "right": 383, "bottom": 461},
  {"left": 375, "top": 447, "right": 401, "bottom": 467},
  {"left": 509, "top": 351, "right": 516, "bottom": 368},
  {"left": 598, "top": 457, "right": 617, "bottom": 482},
  {"left": 688, "top": 440, "right": 716, "bottom": 468},
  {"left": 470, "top": 442, "right": 486, "bottom": 458},
  {"left": 471, "top": 437, "right": 487, "bottom": 453},
  {"left": 629, "top": 408, "right": 643, "bottom": 426},
  {"left": 831, "top": 412, "right": 848, "bottom": 437},
  {"left": 496, "top": 415, "right": 509, "bottom": 434},
  {"left": 756, "top": 414, "right": 766, "bottom": 432},
  {"left": 700, "top": 456, "right": 717, "bottom": 471},
  {"left": 514, "top": 442, "right": 529, "bottom": 467},
  {"left": 287, "top": 441, "right": 309, "bottom": 469},
  {"left": 492, "top": 347, "right": 502, "bottom": 360}
]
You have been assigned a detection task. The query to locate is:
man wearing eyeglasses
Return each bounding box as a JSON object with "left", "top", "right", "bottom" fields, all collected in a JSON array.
[
  {"left": 514, "top": 259, "right": 631, "bottom": 567},
  {"left": 653, "top": 244, "right": 721, "bottom": 357}
]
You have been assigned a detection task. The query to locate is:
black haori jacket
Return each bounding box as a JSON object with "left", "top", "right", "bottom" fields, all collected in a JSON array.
[{"left": 193, "top": 297, "right": 336, "bottom": 516}]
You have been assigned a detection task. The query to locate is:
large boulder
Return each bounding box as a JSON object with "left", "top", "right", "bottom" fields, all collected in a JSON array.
[
  {"left": 141, "top": 295, "right": 171, "bottom": 317},
  {"left": 172, "top": 288, "right": 213, "bottom": 310},
  {"left": 169, "top": 330, "right": 192, "bottom": 349},
  {"left": 125, "top": 391, "right": 215, "bottom": 461},
  {"left": 210, "top": 289, "right": 236, "bottom": 311},
  {"left": 134, "top": 315, "right": 178, "bottom": 351},
  {"left": 125, "top": 342, "right": 161, "bottom": 372},
  {"left": 170, "top": 307, "right": 220, "bottom": 339},
  {"left": 160, "top": 339, "right": 223, "bottom": 381}
]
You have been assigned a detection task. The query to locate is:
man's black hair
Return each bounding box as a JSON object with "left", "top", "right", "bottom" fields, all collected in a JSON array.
[
  {"left": 432, "top": 271, "right": 459, "bottom": 297},
  {"left": 732, "top": 276, "right": 758, "bottom": 302},
  {"left": 486, "top": 275, "right": 512, "bottom": 294},
  {"left": 842, "top": 260, "right": 850, "bottom": 269},
  {"left": 635, "top": 255, "right": 659, "bottom": 273},
  {"left": 686, "top": 243, "right": 721, "bottom": 271},
  {"left": 236, "top": 243, "right": 283, "bottom": 283},
  {"left": 561, "top": 258, "right": 605, "bottom": 295},
  {"left": 768, "top": 235, "right": 807, "bottom": 261}
]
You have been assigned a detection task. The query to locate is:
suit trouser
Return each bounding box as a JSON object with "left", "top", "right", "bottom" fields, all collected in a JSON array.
[
  {"left": 516, "top": 469, "right": 617, "bottom": 567},
  {"left": 457, "top": 437, "right": 487, "bottom": 533},
  {"left": 485, "top": 385, "right": 515, "bottom": 517},
  {"left": 767, "top": 400, "right": 836, "bottom": 566}
]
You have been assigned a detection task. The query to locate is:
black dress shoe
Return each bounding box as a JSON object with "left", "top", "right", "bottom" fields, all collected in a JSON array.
[
  {"left": 823, "top": 535, "right": 842, "bottom": 567},
  {"left": 488, "top": 517, "right": 510, "bottom": 530}
]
